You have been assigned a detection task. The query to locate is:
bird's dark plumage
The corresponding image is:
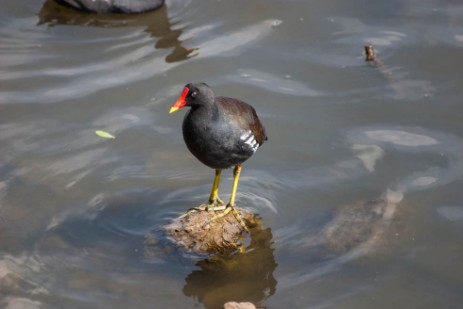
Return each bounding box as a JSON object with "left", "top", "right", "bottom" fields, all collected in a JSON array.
[{"left": 177, "top": 83, "right": 267, "bottom": 169}]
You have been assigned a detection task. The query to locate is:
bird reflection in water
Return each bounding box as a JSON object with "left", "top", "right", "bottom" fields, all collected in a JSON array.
[
  {"left": 183, "top": 226, "right": 277, "bottom": 309},
  {"left": 37, "top": 0, "right": 198, "bottom": 63}
]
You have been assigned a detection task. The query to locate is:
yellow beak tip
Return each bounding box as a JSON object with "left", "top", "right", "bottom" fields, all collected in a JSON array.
[{"left": 169, "top": 107, "right": 179, "bottom": 114}]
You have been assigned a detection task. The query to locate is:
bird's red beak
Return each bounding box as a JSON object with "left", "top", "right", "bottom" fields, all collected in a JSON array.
[{"left": 169, "top": 86, "right": 189, "bottom": 113}]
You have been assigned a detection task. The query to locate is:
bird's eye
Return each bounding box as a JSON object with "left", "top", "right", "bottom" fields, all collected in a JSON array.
[{"left": 191, "top": 91, "right": 197, "bottom": 98}]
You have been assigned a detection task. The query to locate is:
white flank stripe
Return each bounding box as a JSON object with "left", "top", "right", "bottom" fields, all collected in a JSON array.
[
  {"left": 240, "top": 130, "right": 252, "bottom": 141},
  {"left": 240, "top": 130, "right": 259, "bottom": 152}
]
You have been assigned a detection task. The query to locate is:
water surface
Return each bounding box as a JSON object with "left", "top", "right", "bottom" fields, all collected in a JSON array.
[{"left": 1, "top": 0, "right": 463, "bottom": 308}]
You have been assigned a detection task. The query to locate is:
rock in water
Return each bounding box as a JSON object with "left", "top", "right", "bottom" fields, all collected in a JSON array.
[{"left": 164, "top": 206, "right": 259, "bottom": 255}]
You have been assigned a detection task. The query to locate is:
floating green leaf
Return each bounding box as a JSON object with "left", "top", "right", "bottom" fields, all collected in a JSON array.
[{"left": 95, "top": 130, "right": 115, "bottom": 139}]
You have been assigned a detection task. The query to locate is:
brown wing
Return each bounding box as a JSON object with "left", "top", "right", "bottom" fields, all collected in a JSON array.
[{"left": 216, "top": 96, "right": 267, "bottom": 145}]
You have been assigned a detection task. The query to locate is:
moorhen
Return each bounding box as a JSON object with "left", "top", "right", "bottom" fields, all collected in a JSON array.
[{"left": 170, "top": 83, "right": 267, "bottom": 231}]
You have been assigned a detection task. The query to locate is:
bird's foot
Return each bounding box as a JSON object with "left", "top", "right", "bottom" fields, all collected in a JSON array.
[
  {"left": 210, "top": 204, "right": 250, "bottom": 233},
  {"left": 208, "top": 197, "right": 225, "bottom": 208},
  {"left": 179, "top": 197, "right": 226, "bottom": 218}
]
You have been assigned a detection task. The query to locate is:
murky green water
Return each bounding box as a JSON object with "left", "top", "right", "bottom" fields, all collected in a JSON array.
[{"left": 1, "top": 0, "right": 463, "bottom": 308}]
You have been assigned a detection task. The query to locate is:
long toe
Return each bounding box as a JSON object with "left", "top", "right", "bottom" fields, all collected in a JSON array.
[{"left": 227, "top": 204, "right": 250, "bottom": 233}]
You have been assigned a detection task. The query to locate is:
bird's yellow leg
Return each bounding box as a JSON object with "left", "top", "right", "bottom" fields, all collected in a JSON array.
[
  {"left": 208, "top": 169, "right": 224, "bottom": 206},
  {"left": 214, "top": 165, "right": 249, "bottom": 232},
  {"left": 229, "top": 165, "right": 241, "bottom": 206},
  {"left": 183, "top": 165, "right": 250, "bottom": 232},
  {"left": 180, "top": 169, "right": 224, "bottom": 218}
]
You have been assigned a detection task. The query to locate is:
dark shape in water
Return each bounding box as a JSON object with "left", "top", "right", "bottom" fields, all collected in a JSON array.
[
  {"left": 54, "top": 0, "right": 165, "bottom": 14},
  {"left": 38, "top": 0, "right": 198, "bottom": 63},
  {"left": 364, "top": 44, "right": 377, "bottom": 62},
  {"left": 364, "top": 44, "right": 384, "bottom": 68}
]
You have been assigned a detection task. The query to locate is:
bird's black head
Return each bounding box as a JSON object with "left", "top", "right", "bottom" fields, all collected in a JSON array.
[{"left": 170, "top": 82, "right": 215, "bottom": 113}]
